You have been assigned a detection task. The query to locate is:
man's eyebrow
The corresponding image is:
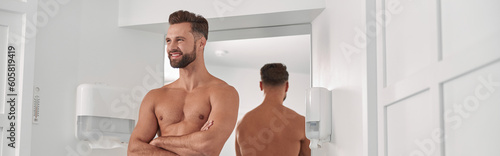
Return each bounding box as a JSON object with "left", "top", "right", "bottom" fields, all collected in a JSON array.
[{"left": 166, "top": 36, "right": 186, "bottom": 40}]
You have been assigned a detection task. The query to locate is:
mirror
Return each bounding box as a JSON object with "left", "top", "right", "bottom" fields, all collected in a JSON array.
[{"left": 164, "top": 26, "right": 312, "bottom": 155}]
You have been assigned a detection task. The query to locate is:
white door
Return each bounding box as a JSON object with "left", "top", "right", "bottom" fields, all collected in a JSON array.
[
  {"left": 375, "top": 0, "right": 500, "bottom": 156},
  {"left": 0, "top": 0, "right": 38, "bottom": 156}
]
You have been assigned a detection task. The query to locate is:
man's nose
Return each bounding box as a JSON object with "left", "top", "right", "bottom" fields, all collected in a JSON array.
[{"left": 167, "top": 42, "right": 178, "bottom": 52}]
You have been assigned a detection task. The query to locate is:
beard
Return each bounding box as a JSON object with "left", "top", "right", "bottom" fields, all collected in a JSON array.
[{"left": 169, "top": 45, "right": 197, "bottom": 68}]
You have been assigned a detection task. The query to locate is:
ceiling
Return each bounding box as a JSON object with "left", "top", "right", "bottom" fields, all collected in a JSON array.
[
  {"left": 163, "top": 34, "right": 312, "bottom": 83},
  {"left": 204, "top": 34, "right": 311, "bottom": 74}
]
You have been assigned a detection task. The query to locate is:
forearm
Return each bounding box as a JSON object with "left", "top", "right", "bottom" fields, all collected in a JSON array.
[
  {"left": 128, "top": 139, "right": 179, "bottom": 156},
  {"left": 152, "top": 134, "right": 210, "bottom": 156}
]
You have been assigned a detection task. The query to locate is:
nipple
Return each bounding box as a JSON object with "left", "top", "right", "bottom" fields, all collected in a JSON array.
[{"left": 199, "top": 115, "right": 204, "bottom": 120}]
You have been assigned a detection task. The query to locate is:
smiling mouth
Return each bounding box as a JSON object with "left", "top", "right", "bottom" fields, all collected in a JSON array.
[{"left": 170, "top": 52, "right": 182, "bottom": 59}]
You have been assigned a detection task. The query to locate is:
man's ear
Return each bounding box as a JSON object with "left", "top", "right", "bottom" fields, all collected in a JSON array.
[
  {"left": 285, "top": 81, "right": 289, "bottom": 92},
  {"left": 199, "top": 37, "right": 206, "bottom": 49},
  {"left": 260, "top": 81, "right": 263, "bottom": 91}
]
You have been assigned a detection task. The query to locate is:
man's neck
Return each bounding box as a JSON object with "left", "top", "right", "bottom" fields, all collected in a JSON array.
[
  {"left": 178, "top": 61, "right": 211, "bottom": 91},
  {"left": 262, "top": 91, "right": 285, "bottom": 106}
]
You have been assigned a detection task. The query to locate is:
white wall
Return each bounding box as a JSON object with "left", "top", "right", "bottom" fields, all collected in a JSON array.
[
  {"left": 32, "top": 0, "right": 164, "bottom": 156},
  {"left": 311, "top": 0, "right": 367, "bottom": 155},
  {"left": 207, "top": 64, "right": 310, "bottom": 156}
]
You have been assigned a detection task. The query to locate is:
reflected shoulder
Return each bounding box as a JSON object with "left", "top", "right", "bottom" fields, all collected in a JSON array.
[
  {"left": 284, "top": 106, "right": 303, "bottom": 117},
  {"left": 282, "top": 106, "right": 305, "bottom": 124}
]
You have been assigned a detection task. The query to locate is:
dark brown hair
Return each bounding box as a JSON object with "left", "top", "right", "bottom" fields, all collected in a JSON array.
[
  {"left": 260, "top": 63, "right": 289, "bottom": 86},
  {"left": 169, "top": 10, "right": 209, "bottom": 40}
]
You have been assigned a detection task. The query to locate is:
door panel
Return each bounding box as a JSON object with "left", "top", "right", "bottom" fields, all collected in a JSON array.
[
  {"left": 386, "top": 90, "right": 440, "bottom": 156},
  {"left": 385, "top": 0, "right": 438, "bottom": 86},
  {"left": 443, "top": 61, "right": 500, "bottom": 156},
  {"left": 441, "top": 0, "right": 500, "bottom": 59},
  {"left": 375, "top": 0, "right": 500, "bottom": 156}
]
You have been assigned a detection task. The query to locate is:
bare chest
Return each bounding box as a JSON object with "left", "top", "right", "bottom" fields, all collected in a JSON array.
[{"left": 154, "top": 90, "right": 211, "bottom": 129}]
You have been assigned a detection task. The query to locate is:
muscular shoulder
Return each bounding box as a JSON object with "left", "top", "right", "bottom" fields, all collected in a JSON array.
[
  {"left": 142, "top": 85, "right": 178, "bottom": 104},
  {"left": 140, "top": 88, "right": 164, "bottom": 106},
  {"left": 284, "top": 107, "right": 303, "bottom": 118},
  {"left": 237, "top": 105, "right": 277, "bottom": 129},
  {"left": 208, "top": 78, "right": 238, "bottom": 97},
  {"left": 204, "top": 77, "right": 239, "bottom": 108},
  {"left": 235, "top": 111, "right": 254, "bottom": 134},
  {"left": 277, "top": 106, "right": 305, "bottom": 129},
  {"left": 283, "top": 107, "right": 306, "bottom": 134},
  {"left": 146, "top": 86, "right": 173, "bottom": 97}
]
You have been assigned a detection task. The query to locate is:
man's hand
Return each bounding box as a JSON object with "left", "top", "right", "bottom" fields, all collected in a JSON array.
[
  {"left": 201, "top": 120, "right": 214, "bottom": 131},
  {"left": 149, "top": 138, "right": 162, "bottom": 147}
]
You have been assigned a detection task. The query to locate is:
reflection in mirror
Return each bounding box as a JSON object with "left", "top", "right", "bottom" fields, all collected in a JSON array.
[{"left": 164, "top": 32, "right": 311, "bottom": 155}]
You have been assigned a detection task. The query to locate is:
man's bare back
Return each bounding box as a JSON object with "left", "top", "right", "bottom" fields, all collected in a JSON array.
[
  {"left": 235, "top": 63, "right": 310, "bottom": 156},
  {"left": 236, "top": 104, "right": 310, "bottom": 156}
]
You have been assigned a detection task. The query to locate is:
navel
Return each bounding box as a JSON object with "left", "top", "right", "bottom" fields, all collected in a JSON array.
[
  {"left": 159, "top": 116, "right": 163, "bottom": 120},
  {"left": 199, "top": 115, "right": 205, "bottom": 120}
]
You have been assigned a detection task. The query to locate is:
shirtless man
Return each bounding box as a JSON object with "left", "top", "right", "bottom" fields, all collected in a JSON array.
[
  {"left": 127, "top": 10, "right": 239, "bottom": 156},
  {"left": 235, "top": 63, "right": 311, "bottom": 156}
]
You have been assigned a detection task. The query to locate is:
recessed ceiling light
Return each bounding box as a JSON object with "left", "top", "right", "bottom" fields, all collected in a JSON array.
[{"left": 215, "top": 50, "right": 229, "bottom": 57}]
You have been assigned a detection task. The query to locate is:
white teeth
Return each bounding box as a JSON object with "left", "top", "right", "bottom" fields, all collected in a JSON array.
[{"left": 172, "top": 53, "right": 180, "bottom": 56}]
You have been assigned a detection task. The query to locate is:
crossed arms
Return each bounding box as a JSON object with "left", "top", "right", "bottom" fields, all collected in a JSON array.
[{"left": 127, "top": 86, "right": 239, "bottom": 156}]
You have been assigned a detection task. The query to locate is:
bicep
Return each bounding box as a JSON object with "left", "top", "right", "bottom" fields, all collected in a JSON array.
[
  {"left": 130, "top": 91, "right": 159, "bottom": 143},
  {"left": 205, "top": 86, "right": 239, "bottom": 144}
]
